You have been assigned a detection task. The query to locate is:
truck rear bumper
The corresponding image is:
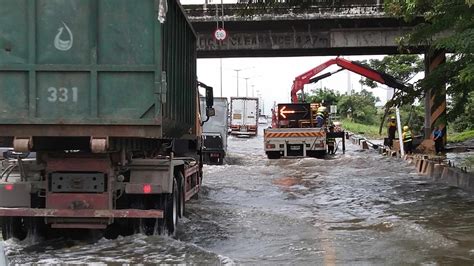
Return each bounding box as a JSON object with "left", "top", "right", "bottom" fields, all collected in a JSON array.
[
  {"left": 264, "top": 137, "right": 326, "bottom": 157},
  {"left": 231, "top": 131, "right": 257, "bottom": 136},
  {"left": 0, "top": 208, "right": 163, "bottom": 218}
]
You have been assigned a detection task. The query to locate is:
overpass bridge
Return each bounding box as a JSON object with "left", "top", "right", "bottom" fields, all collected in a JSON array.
[
  {"left": 182, "top": 1, "right": 423, "bottom": 58},
  {"left": 182, "top": 1, "right": 445, "bottom": 142}
]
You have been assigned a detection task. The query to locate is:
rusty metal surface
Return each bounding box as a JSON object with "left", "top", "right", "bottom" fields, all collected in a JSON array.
[
  {"left": 0, "top": 208, "right": 163, "bottom": 218},
  {"left": 46, "top": 193, "right": 109, "bottom": 210},
  {"left": 185, "top": 165, "right": 199, "bottom": 177},
  {"left": 0, "top": 183, "right": 31, "bottom": 207},
  {"left": 185, "top": 186, "right": 200, "bottom": 201},
  {"left": 51, "top": 223, "right": 107, "bottom": 229},
  {"left": 50, "top": 172, "right": 105, "bottom": 192},
  {"left": 125, "top": 184, "right": 162, "bottom": 194},
  {"left": 46, "top": 157, "right": 111, "bottom": 173}
]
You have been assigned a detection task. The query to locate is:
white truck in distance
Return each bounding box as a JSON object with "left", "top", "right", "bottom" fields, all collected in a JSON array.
[
  {"left": 230, "top": 97, "right": 259, "bottom": 137},
  {"left": 200, "top": 97, "right": 228, "bottom": 165}
]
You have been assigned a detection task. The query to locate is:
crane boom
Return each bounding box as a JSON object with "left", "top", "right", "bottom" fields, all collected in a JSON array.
[{"left": 290, "top": 57, "right": 408, "bottom": 103}]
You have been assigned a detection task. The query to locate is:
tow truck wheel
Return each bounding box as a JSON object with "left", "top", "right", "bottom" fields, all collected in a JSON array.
[
  {"left": 165, "top": 178, "right": 179, "bottom": 234},
  {"left": 266, "top": 151, "right": 281, "bottom": 159},
  {"left": 1, "top": 217, "right": 28, "bottom": 240}
]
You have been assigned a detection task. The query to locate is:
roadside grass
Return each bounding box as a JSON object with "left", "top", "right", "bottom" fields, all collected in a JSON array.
[
  {"left": 340, "top": 119, "right": 384, "bottom": 139},
  {"left": 448, "top": 130, "right": 474, "bottom": 143}
]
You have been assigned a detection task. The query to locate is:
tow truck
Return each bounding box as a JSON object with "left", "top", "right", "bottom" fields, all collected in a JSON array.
[{"left": 264, "top": 57, "right": 408, "bottom": 159}]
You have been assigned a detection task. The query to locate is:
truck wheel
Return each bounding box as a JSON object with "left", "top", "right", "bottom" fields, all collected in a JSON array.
[
  {"left": 1, "top": 217, "right": 28, "bottom": 240},
  {"left": 165, "top": 178, "right": 179, "bottom": 234},
  {"left": 176, "top": 171, "right": 185, "bottom": 218},
  {"left": 266, "top": 151, "right": 281, "bottom": 159}
]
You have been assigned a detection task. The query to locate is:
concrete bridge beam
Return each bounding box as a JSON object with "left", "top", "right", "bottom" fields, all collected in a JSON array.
[{"left": 196, "top": 27, "right": 414, "bottom": 58}]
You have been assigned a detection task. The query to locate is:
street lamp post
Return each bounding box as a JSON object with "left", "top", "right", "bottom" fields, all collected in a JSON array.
[
  {"left": 233, "top": 69, "right": 241, "bottom": 97},
  {"left": 244, "top": 77, "right": 250, "bottom": 97},
  {"left": 256, "top": 90, "right": 262, "bottom": 115},
  {"left": 220, "top": 58, "right": 223, "bottom": 97}
]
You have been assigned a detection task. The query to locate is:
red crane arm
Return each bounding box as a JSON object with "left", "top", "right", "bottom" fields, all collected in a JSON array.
[{"left": 290, "top": 57, "right": 407, "bottom": 103}]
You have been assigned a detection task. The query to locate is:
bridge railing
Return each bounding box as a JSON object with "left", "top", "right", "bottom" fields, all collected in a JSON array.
[{"left": 183, "top": 1, "right": 385, "bottom": 20}]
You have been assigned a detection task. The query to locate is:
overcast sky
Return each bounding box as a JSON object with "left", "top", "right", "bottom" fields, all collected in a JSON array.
[{"left": 197, "top": 56, "right": 403, "bottom": 115}]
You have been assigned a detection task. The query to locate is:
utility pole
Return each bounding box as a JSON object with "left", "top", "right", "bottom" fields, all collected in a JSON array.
[
  {"left": 220, "top": 58, "right": 223, "bottom": 97},
  {"left": 257, "top": 90, "right": 262, "bottom": 114},
  {"left": 233, "top": 69, "right": 241, "bottom": 97}
]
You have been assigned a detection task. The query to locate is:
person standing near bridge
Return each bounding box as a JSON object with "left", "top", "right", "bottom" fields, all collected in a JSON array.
[
  {"left": 432, "top": 125, "right": 444, "bottom": 155},
  {"left": 402, "top": 126, "right": 413, "bottom": 154},
  {"left": 387, "top": 116, "right": 397, "bottom": 148}
]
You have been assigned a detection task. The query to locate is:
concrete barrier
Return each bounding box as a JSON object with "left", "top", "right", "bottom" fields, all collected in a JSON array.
[
  {"left": 432, "top": 164, "right": 444, "bottom": 181},
  {"left": 348, "top": 133, "right": 381, "bottom": 151},
  {"left": 361, "top": 140, "right": 369, "bottom": 150},
  {"left": 440, "top": 167, "right": 460, "bottom": 187},
  {"left": 422, "top": 161, "right": 434, "bottom": 176},
  {"left": 356, "top": 132, "right": 474, "bottom": 193},
  {"left": 420, "top": 159, "right": 429, "bottom": 174},
  {"left": 415, "top": 159, "right": 423, "bottom": 173}
]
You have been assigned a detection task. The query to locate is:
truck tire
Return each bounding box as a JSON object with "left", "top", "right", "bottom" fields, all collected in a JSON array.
[
  {"left": 176, "top": 171, "right": 185, "bottom": 218},
  {"left": 165, "top": 178, "right": 179, "bottom": 234},
  {"left": 266, "top": 151, "right": 281, "bottom": 159}
]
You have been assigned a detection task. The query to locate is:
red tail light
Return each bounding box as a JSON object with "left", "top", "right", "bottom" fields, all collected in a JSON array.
[
  {"left": 4, "top": 184, "right": 13, "bottom": 191},
  {"left": 143, "top": 184, "right": 152, "bottom": 194}
]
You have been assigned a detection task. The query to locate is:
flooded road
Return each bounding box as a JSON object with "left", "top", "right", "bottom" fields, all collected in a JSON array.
[{"left": 6, "top": 128, "right": 474, "bottom": 264}]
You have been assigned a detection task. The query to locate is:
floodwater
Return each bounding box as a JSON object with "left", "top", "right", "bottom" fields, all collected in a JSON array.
[{"left": 5, "top": 127, "right": 474, "bottom": 264}]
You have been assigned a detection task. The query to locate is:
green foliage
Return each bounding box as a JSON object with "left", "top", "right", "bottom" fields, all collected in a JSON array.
[
  {"left": 305, "top": 87, "right": 340, "bottom": 106},
  {"left": 448, "top": 129, "right": 474, "bottom": 143},
  {"left": 358, "top": 55, "right": 423, "bottom": 89},
  {"left": 384, "top": 0, "right": 474, "bottom": 130},
  {"left": 449, "top": 91, "right": 474, "bottom": 131},
  {"left": 399, "top": 105, "right": 425, "bottom": 135},
  {"left": 338, "top": 89, "right": 380, "bottom": 125},
  {"left": 340, "top": 119, "right": 382, "bottom": 138}
]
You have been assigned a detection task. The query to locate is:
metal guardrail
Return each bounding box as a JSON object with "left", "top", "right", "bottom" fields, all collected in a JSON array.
[{"left": 183, "top": 3, "right": 385, "bottom": 20}]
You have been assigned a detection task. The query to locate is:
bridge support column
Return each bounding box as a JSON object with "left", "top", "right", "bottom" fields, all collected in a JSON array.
[{"left": 424, "top": 51, "right": 446, "bottom": 143}]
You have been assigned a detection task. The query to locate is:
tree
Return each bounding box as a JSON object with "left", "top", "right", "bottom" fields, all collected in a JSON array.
[
  {"left": 338, "top": 89, "right": 380, "bottom": 125},
  {"left": 357, "top": 55, "right": 424, "bottom": 133},
  {"left": 305, "top": 87, "right": 341, "bottom": 106},
  {"left": 384, "top": 0, "right": 474, "bottom": 128},
  {"left": 358, "top": 55, "right": 423, "bottom": 90}
]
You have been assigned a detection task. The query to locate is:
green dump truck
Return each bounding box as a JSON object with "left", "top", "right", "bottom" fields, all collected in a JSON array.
[{"left": 0, "top": 0, "right": 210, "bottom": 238}]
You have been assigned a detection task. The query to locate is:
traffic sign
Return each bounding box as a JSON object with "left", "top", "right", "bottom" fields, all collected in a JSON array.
[
  {"left": 214, "top": 28, "right": 227, "bottom": 41},
  {"left": 278, "top": 103, "right": 310, "bottom": 121}
]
